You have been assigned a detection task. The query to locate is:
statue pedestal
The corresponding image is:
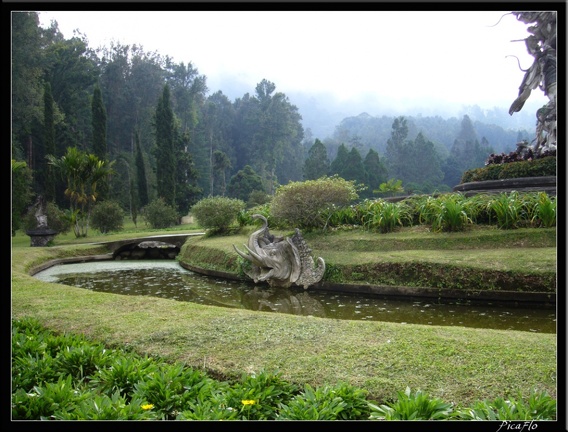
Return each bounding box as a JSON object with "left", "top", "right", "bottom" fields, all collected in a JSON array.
[{"left": 26, "top": 229, "right": 58, "bottom": 247}]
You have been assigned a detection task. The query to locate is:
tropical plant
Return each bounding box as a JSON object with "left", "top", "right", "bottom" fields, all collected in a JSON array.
[
  {"left": 276, "top": 383, "right": 350, "bottom": 420},
  {"left": 362, "top": 199, "right": 413, "bottom": 233},
  {"left": 528, "top": 192, "right": 556, "bottom": 228},
  {"left": 47, "top": 147, "right": 115, "bottom": 237},
  {"left": 418, "top": 193, "right": 474, "bottom": 232},
  {"left": 218, "top": 370, "right": 299, "bottom": 420},
  {"left": 131, "top": 363, "right": 218, "bottom": 420},
  {"left": 368, "top": 387, "right": 453, "bottom": 420},
  {"left": 453, "top": 390, "right": 556, "bottom": 420},
  {"left": 486, "top": 191, "right": 529, "bottom": 229},
  {"left": 374, "top": 178, "right": 404, "bottom": 197}
]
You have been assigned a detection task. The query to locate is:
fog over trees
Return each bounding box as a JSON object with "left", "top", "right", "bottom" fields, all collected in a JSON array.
[{"left": 12, "top": 11, "right": 545, "bottom": 226}]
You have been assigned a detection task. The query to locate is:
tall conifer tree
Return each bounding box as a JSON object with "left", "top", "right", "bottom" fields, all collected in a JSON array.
[
  {"left": 92, "top": 84, "right": 108, "bottom": 199},
  {"left": 135, "top": 130, "right": 149, "bottom": 207},
  {"left": 154, "top": 84, "right": 176, "bottom": 207},
  {"left": 44, "top": 81, "right": 56, "bottom": 202}
]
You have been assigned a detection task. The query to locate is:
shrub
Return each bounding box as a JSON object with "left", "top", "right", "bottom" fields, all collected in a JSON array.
[
  {"left": 90, "top": 200, "right": 125, "bottom": 234},
  {"left": 368, "top": 387, "right": 453, "bottom": 420},
  {"left": 190, "top": 196, "right": 245, "bottom": 233},
  {"left": 417, "top": 193, "right": 474, "bottom": 232},
  {"left": 486, "top": 191, "right": 531, "bottom": 229},
  {"left": 218, "top": 370, "right": 299, "bottom": 420},
  {"left": 361, "top": 199, "right": 413, "bottom": 233},
  {"left": 247, "top": 190, "right": 271, "bottom": 208},
  {"left": 141, "top": 198, "right": 179, "bottom": 229},
  {"left": 452, "top": 390, "right": 556, "bottom": 420},
  {"left": 270, "top": 176, "right": 358, "bottom": 231},
  {"left": 461, "top": 156, "right": 556, "bottom": 183}
]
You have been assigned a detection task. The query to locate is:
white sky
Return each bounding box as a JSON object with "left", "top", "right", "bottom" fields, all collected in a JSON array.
[{"left": 36, "top": 10, "right": 550, "bottom": 110}]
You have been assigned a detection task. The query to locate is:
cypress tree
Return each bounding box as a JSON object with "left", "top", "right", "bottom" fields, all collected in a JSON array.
[
  {"left": 154, "top": 84, "right": 176, "bottom": 207},
  {"left": 135, "top": 130, "right": 149, "bottom": 207},
  {"left": 92, "top": 84, "right": 108, "bottom": 200},
  {"left": 44, "top": 81, "right": 56, "bottom": 202},
  {"left": 91, "top": 84, "right": 107, "bottom": 160}
]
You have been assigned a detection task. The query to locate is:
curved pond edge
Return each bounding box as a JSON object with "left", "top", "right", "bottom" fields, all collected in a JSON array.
[
  {"left": 178, "top": 261, "right": 556, "bottom": 308},
  {"left": 28, "top": 232, "right": 556, "bottom": 309}
]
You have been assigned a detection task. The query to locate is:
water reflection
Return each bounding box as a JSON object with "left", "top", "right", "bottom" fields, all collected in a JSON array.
[{"left": 34, "top": 261, "right": 556, "bottom": 333}]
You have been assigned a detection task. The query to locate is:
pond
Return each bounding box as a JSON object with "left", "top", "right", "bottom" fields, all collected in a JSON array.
[{"left": 33, "top": 261, "right": 556, "bottom": 334}]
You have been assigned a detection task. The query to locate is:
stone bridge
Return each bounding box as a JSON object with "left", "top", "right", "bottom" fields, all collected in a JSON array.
[{"left": 96, "top": 233, "right": 204, "bottom": 260}]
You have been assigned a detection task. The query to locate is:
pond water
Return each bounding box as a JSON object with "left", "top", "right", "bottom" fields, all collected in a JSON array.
[{"left": 34, "top": 261, "right": 556, "bottom": 334}]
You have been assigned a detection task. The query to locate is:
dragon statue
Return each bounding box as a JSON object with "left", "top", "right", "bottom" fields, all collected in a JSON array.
[
  {"left": 508, "top": 11, "right": 556, "bottom": 156},
  {"left": 233, "top": 214, "right": 325, "bottom": 289}
]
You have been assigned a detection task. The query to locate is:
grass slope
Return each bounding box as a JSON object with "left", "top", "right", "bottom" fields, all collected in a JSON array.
[{"left": 11, "top": 224, "right": 558, "bottom": 407}]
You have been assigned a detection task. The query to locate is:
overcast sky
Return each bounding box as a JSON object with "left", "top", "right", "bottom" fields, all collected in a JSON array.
[{"left": 36, "top": 10, "right": 549, "bottom": 112}]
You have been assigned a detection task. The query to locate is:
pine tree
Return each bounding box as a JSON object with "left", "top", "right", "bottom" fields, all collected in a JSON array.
[
  {"left": 330, "top": 143, "right": 350, "bottom": 178},
  {"left": 303, "top": 139, "right": 330, "bottom": 180},
  {"left": 362, "top": 148, "right": 388, "bottom": 199}
]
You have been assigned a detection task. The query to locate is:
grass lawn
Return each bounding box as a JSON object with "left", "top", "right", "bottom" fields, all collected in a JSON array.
[{"left": 11, "top": 222, "right": 558, "bottom": 408}]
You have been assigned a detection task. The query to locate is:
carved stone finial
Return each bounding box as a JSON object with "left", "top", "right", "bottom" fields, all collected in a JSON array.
[{"left": 233, "top": 215, "right": 325, "bottom": 289}]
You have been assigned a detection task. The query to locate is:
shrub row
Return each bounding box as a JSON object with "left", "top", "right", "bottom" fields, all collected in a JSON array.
[
  {"left": 461, "top": 156, "right": 556, "bottom": 183},
  {"left": 12, "top": 318, "right": 556, "bottom": 421}
]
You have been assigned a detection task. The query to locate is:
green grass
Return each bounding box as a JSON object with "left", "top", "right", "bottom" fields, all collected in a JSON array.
[{"left": 11, "top": 223, "right": 557, "bottom": 408}]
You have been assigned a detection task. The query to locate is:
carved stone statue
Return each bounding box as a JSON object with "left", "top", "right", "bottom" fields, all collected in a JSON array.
[
  {"left": 233, "top": 214, "right": 325, "bottom": 289},
  {"left": 508, "top": 11, "right": 556, "bottom": 156},
  {"left": 26, "top": 195, "right": 58, "bottom": 247}
]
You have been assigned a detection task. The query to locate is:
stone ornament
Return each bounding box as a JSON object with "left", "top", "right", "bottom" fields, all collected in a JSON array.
[{"left": 233, "top": 214, "right": 325, "bottom": 289}]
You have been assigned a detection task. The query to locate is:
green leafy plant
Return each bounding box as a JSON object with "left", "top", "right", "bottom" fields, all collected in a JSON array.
[
  {"left": 11, "top": 375, "right": 91, "bottom": 420},
  {"left": 362, "top": 199, "right": 413, "bottom": 233},
  {"left": 276, "top": 383, "right": 349, "bottom": 420},
  {"left": 453, "top": 390, "right": 556, "bottom": 420},
  {"left": 51, "top": 392, "right": 158, "bottom": 420},
  {"left": 486, "top": 191, "right": 529, "bottom": 229},
  {"left": 368, "top": 387, "right": 453, "bottom": 420},
  {"left": 529, "top": 192, "right": 556, "bottom": 228},
  {"left": 141, "top": 198, "right": 179, "bottom": 229},
  {"left": 90, "top": 200, "right": 125, "bottom": 233},
  {"left": 190, "top": 196, "right": 246, "bottom": 233},
  {"left": 270, "top": 176, "right": 358, "bottom": 231},
  {"left": 219, "top": 370, "right": 299, "bottom": 420},
  {"left": 176, "top": 396, "right": 240, "bottom": 420},
  {"left": 88, "top": 355, "right": 159, "bottom": 400},
  {"left": 131, "top": 363, "right": 218, "bottom": 420},
  {"left": 418, "top": 194, "right": 473, "bottom": 232},
  {"left": 54, "top": 343, "right": 113, "bottom": 382},
  {"left": 374, "top": 178, "right": 404, "bottom": 197}
]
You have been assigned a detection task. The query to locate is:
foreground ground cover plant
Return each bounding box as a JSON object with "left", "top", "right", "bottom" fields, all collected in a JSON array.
[{"left": 11, "top": 318, "right": 556, "bottom": 421}]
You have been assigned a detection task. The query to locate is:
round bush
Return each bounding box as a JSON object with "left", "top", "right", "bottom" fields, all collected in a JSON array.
[
  {"left": 191, "top": 196, "right": 245, "bottom": 233},
  {"left": 91, "top": 201, "right": 125, "bottom": 234},
  {"left": 142, "top": 198, "right": 179, "bottom": 229}
]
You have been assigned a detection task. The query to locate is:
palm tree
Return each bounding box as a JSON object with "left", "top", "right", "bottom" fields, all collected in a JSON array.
[{"left": 47, "top": 147, "right": 115, "bottom": 237}]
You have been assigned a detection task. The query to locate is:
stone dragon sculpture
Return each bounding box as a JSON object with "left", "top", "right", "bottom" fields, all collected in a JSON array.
[
  {"left": 233, "top": 214, "right": 325, "bottom": 289},
  {"left": 508, "top": 11, "right": 556, "bottom": 156}
]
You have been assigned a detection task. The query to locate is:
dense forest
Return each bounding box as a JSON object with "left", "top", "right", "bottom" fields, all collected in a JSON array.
[{"left": 12, "top": 11, "right": 537, "bottom": 223}]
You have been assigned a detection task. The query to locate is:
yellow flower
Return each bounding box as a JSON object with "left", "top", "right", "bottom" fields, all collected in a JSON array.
[
  {"left": 141, "top": 404, "right": 154, "bottom": 410},
  {"left": 241, "top": 400, "right": 256, "bottom": 406}
]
